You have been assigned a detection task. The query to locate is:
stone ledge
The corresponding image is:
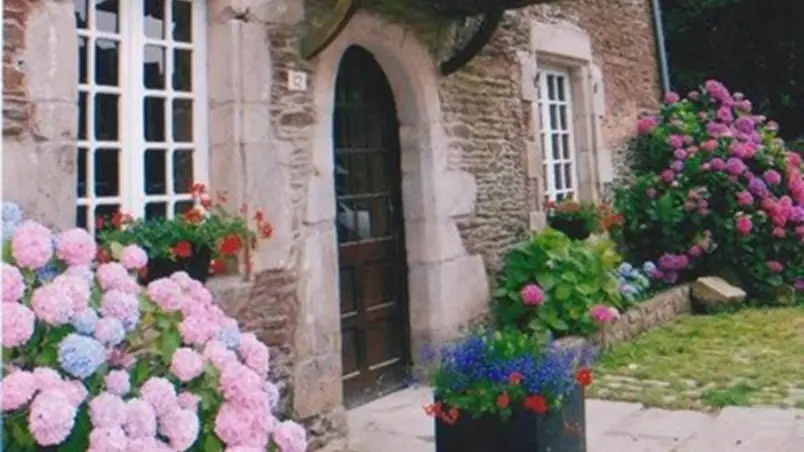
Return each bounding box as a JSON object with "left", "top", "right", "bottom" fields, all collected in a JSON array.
[{"left": 591, "top": 285, "right": 691, "bottom": 349}]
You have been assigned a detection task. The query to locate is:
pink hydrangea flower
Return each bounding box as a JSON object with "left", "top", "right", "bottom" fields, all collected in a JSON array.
[
  {"left": 767, "top": 261, "right": 784, "bottom": 273},
  {"left": 763, "top": 169, "right": 782, "bottom": 186},
  {"left": 179, "top": 314, "right": 217, "bottom": 346},
  {"left": 65, "top": 264, "right": 94, "bottom": 282},
  {"left": 273, "top": 420, "right": 309, "bottom": 452},
  {"left": 203, "top": 340, "right": 239, "bottom": 370},
  {"left": 96, "top": 262, "right": 139, "bottom": 293},
  {"left": 589, "top": 305, "right": 620, "bottom": 324},
  {"left": 177, "top": 392, "right": 201, "bottom": 412},
  {"left": 119, "top": 244, "right": 148, "bottom": 270},
  {"left": 56, "top": 228, "right": 97, "bottom": 266},
  {"left": 89, "top": 391, "right": 127, "bottom": 428},
  {"left": 637, "top": 116, "right": 658, "bottom": 135},
  {"left": 95, "top": 317, "right": 126, "bottom": 346},
  {"left": 735, "top": 215, "right": 753, "bottom": 235},
  {"left": 663, "top": 91, "right": 680, "bottom": 104},
  {"left": 736, "top": 191, "right": 754, "bottom": 206},
  {"left": 31, "top": 283, "right": 74, "bottom": 326},
  {"left": 186, "top": 280, "right": 213, "bottom": 306},
  {"left": 60, "top": 379, "right": 89, "bottom": 406},
  {"left": 100, "top": 289, "right": 140, "bottom": 328},
  {"left": 11, "top": 220, "right": 53, "bottom": 269},
  {"left": 170, "top": 347, "right": 204, "bottom": 382},
  {"left": 519, "top": 284, "right": 545, "bottom": 306},
  {"left": 772, "top": 227, "right": 786, "bottom": 238},
  {"left": 32, "top": 367, "right": 63, "bottom": 392},
  {"left": 140, "top": 377, "right": 178, "bottom": 416},
  {"left": 123, "top": 398, "right": 157, "bottom": 439},
  {"left": 147, "top": 278, "right": 184, "bottom": 312},
  {"left": 2, "top": 263, "right": 25, "bottom": 303},
  {"left": 219, "top": 363, "right": 264, "bottom": 404},
  {"left": 2, "top": 302, "right": 35, "bottom": 347},
  {"left": 52, "top": 274, "right": 91, "bottom": 312},
  {"left": 28, "top": 390, "right": 77, "bottom": 446},
  {"left": 1, "top": 370, "right": 37, "bottom": 411},
  {"left": 238, "top": 333, "right": 270, "bottom": 378},
  {"left": 170, "top": 271, "right": 194, "bottom": 288},
  {"left": 159, "top": 407, "right": 200, "bottom": 451},
  {"left": 215, "top": 402, "right": 257, "bottom": 446},
  {"left": 126, "top": 437, "right": 173, "bottom": 451},
  {"left": 225, "top": 447, "right": 263, "bottom": 452},
  {"left": 88, "top": 426, "right": 128, "bottom": 452},
  {"left": 105, "top": 370, "right": 130, "bottom": 396}
]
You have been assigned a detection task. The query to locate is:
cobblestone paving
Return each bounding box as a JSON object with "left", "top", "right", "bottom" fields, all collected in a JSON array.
[{"left": 342, "top": 387, "right": 804, "bottom": 452}]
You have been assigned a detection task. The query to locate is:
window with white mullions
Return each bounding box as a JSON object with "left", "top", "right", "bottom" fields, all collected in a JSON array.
[
  {"left": 74, "top": 0, "right": 207, "bottom": 233},
  {"left": 537, "top": 69, "right": 577, "bottom": 201}
]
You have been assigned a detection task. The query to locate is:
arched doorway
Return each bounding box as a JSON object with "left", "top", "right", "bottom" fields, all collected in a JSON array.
[{"left": 333, "top": 46, "right": 411, "bottom": 408}]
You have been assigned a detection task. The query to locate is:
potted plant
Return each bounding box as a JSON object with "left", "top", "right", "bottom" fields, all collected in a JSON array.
[
  {"left": 1, "top": 207, "right": 308, "bottom": 451},
  {"left": 545, "top": 199, "right": 600, "bottom": 241},
  {"left": 98, "top": 184, "right": 273, "bottom": 284},
  {"left": 424, "top": 329, "right": 596, "bottom": 452}
]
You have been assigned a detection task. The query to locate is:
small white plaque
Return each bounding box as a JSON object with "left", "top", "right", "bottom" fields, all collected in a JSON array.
[{"left": 288, "top": 70, "right": 307, "bottom": 91}]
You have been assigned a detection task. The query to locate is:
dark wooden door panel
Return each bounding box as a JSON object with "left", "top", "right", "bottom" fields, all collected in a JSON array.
[{"left": 334, "top": 46, "right": 411, "bottom": 408}]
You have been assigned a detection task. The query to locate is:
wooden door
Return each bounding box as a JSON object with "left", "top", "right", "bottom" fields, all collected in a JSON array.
[{"left": 333, "top": 46, "right": 410, "bottom": 408}]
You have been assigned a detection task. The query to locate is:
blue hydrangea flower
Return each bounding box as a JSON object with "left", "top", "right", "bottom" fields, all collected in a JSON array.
[
  {"left": 36, "top": 263, "right": 61, "bottom": 283},
  {"left": 95, "top": 317, "right": 126, "bottom": 347},
  {"left": 217, "top": 327, "right": 241, "bottom": 349},
  {"left": 70, "top": 309, "right": 99, "bottom": 335},
  {"left": 618, "top": 262, "right": 634, "bottom": 278},
  {"left": 2, "top": 202, "right": 23, "bottom": 226},
  {"left": 58, "top": 334, "right": 106, "bottom": 379},
  {"left": 120, "top": 310, "right": 140, "bottom": 332},
  {"left": 642, "top": 261, "right": 657, "bottom": 274}
]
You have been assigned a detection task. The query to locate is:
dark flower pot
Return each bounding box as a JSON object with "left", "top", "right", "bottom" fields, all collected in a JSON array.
[
  {"left": 548, "top": 217, "right": 591, "bottom": 241},
  {"left": 426, "top": 0, "right": 550, "bottom": 18},
  {"left": 435, "top": 386, "right": 587, "bottom": 452},
  {"left": 141, "top": 246, "right": 212, "bottom": 285}
]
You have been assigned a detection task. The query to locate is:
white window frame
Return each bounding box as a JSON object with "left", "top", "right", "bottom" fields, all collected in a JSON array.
[
  {"left": 537, "top": 68, "right": 579, "bottom": 201},
  {"left": 76, "top": 0, "right": 208, "bottom": 231}
]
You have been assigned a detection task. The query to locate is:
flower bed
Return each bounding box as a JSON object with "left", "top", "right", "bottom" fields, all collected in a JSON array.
[
  {"left": 1, "top": 204, "right": 306, "bottom": 452},
  {"left": 590, "top": 285, "right": 691, "bottom": 349}
]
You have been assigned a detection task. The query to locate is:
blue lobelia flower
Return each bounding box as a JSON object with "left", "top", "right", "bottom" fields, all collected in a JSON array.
[
  {"left": 58, "top": 333, "right": 106, "bottom": 379},
  {"left": 70, "top": 309, "right": 100, "bottom": 335}
]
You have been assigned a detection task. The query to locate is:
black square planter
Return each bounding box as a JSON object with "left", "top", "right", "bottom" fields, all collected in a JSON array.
[
  {"left": 435, "top": 386, "right": 587, "bottom": 452},
  {"left": 141, "top": 246, "right": 212, "bottom": 285}
]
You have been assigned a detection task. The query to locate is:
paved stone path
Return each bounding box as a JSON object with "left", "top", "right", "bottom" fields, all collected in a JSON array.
[{"left": 345, "top": 386, "right": 804, "bottom": 452}]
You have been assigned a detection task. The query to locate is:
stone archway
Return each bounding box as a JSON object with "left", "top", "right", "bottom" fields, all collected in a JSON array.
[{"left": 294, "top": 11, "right": 488, "bottom": 417}]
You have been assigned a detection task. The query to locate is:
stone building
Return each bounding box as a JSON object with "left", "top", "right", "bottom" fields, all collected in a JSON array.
[{"left": 2, "top": 0, "right": 661, "bottom": 447}]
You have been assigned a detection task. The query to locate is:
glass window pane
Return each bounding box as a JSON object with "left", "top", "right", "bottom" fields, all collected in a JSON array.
[
  {"left": 172, "top": 99, "right": 193, "bottom": 142},
  {"left": 77, "top": 148, "right": 88, "bottom": 197},
  {"left": 551, "top": 134, "right": 560, "bottom": 160},
  {"left": 173, "top": 200, "right": 194, "bottom": 216},
  {"left": 144, "top": 149, "right": 167, "bottom": 195},
  {"left": 371, "top": 197, "right": 390, "bottom": 238},
  {"left": 76, "top": 205, "right": 88, "bottom": 229},
  {"left": 144, "top": 0, "right": 165, "bottom": 39},
  {"left": 172, "top": 149, "right": 194, "bottom": 194},
  {"left": 557, "top": 76, "right": 566, "bottom": 101},
  {"left": 172, "top": 49, "right": 192, "bottom": 91},
  {"left": 78, "top": 93, "right": 88, "bottom": 140},
  {"left": 78, "top": 37, "right": 88, "bottom": 84},
  {"left": 94, "top": 148, "right": 120, "bottom": 197},
  {"left": 145, "top": 202, "right": 168, "bottom": 220},
  {"left": 95, "top": 39, "right": 119, "bottom": 86},
  {"left": 75, "top": 0, "right": 88, "bottom": 29},
  {"left": 144, "top": 45, "right": 166, "bottom": 89},
  {"left": 95, "top": 0, "right": 119, "bottom": 33},
  {"left": 564, "top": 164, "right": 573, "bottom": 190},
  {"left": 94, "top": 94, "right": 119, "bottom": 141},
  {"left": 94, "top": 204, "right": 120, "bottom": 227},
  {"left": 144, "top": 97, "right": 165, "bottom": 142},
  {"left": 547, "top": 75, "right": 556, "bottom": 100},
  {"left": 559, "top": 105, "right": 568, "bottom": 131},
  {"left": 554, "top": 163, "right": 563, "bottom": 190},
  {"left": 549, "top": 105, "right": 558, "bottom": 130},
  {"left": 172, "top": 1, "right": 193, "bottom": 42},
  {"left": 562, "top": 134, "right": 570, "bottom": 160}
]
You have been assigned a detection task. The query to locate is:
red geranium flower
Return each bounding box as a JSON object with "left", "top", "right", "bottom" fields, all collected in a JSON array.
[
  {"left": 496, "top": 392, "right": 510, "bottom": 409},
  {"left": 576, "top": 368, "right": 593, "bottom": 387},
  {"left": 523, "top": 395, "right": 548, "bottom": 414},
  {"left": 209, "top": 259, "right": 226, "bottom": 275},
  {"left": 219, "top": 234, "right": 243, "bottom": 255},
  {"left": 171, "top": 241, "right": 193, "bottom": 258},
  {"left": 508, "top": 372, "right": 523, "bottom": 385}
]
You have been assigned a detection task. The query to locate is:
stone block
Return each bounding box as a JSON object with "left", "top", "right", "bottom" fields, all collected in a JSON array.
[
  {"left": 294, "top": 354, "right": 343, "bottom": 419},
  {"left": 608, "top": 408, "right": 714, "bottom": 441},
  {"left": 404, "top": 219, "right": 467, "bottom": 265},
  {"left": 691, "top": 276, "right": 746, "bottom": 312}
]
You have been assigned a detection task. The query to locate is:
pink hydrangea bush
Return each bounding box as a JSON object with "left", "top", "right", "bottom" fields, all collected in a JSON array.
[
  {"left": 613, "top": 81, "right": 803, "bottom": 298},
  {"left": 1, "top": 210, "right": 308, "bottom": 452}
]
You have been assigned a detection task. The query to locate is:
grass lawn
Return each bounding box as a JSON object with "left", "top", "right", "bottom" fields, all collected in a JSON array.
[{"left": 588, "top": 307, "right": 804, "bottom": 411}]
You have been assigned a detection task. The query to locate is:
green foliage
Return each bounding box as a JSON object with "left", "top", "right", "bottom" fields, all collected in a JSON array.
[{"left": 492, "top": 228, "right": 624, "bottom": 337}]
